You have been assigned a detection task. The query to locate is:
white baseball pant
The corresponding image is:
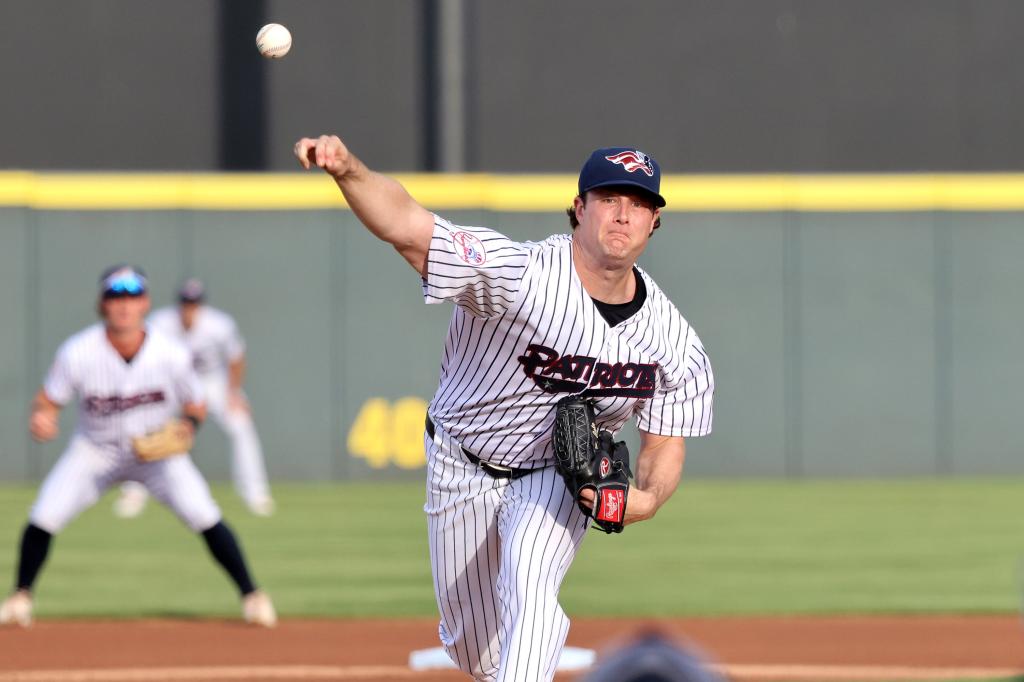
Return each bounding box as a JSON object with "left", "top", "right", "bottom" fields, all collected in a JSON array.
[
  {"left": 31, "top": 435, "right": 221, "bottom": 534},
  {"left": 424, "top": 418, "right": 588, "bottom": 682},
  {"left": 200, "top": 374, "right": 272, "bottom": 507}
]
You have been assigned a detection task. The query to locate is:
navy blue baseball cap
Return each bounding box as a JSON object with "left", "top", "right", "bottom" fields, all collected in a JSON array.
[
  {"left": 99, "top": 265, "right": 148, "bottom": 298},
  {"left": 578, "top": 147, "right": 666, "bottom": 207}
]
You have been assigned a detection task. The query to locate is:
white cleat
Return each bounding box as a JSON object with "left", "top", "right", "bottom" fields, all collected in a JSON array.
[
  {"left": 242, "top": 590, "right": 277, "bottom": 628},
  {"left": 113, "top": 488, "right": 149, "bottom": 518},
  {"left": 0, "top": 590, "right": 33, "bottom": 627},
  {"left": 247, "top": 497, "right": 276, "bottom": 517}
]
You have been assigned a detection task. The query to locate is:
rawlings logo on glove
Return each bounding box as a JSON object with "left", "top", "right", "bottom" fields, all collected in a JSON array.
[{"left": 552, "top": 396, "right": 632, "bottom": 533}]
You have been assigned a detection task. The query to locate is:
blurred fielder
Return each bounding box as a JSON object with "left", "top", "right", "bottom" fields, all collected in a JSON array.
[
  {"left": 295, "top": 134, "right": 713, "bottom": 681},
  {"left": 0, "top": 266, "right": 276, "bottom": 628},
  {"left": 115, "top": 278, "right": 274, "bottom": 517}
]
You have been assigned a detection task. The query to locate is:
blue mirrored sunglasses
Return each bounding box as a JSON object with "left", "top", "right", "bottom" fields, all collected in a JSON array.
[{"left": 103, "top": 275, "right": 146, "bottom": 297}]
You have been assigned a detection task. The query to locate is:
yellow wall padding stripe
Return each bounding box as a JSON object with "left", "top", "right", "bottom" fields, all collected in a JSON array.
[{"left": 1, "top": 172, "right": 1023, "bottom": 211}]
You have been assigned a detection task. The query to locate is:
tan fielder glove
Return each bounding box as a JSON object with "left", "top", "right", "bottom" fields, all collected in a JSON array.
[{"left": 132, "top": 419, "right": 194, "bottom": 462}]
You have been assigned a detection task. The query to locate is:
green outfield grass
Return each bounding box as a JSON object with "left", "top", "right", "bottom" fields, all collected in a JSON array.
[{"left": 0, "top": 478, "right": 1021, "bottom": 619}]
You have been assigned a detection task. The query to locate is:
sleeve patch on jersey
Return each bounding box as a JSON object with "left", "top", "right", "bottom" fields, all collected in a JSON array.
[{"left": 451, "top": 231, "right": 487, "bottom": 266}]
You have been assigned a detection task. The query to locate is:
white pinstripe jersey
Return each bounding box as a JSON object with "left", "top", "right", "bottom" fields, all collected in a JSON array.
[
  {"left": 149, "top": 306, "right": 245, "bottom": 379},
  {"left": 423, "top": 216, "right": 714, "bottom": 469},
  {"left": 43, "top": 323, "right": 202, "bottom": 454}
]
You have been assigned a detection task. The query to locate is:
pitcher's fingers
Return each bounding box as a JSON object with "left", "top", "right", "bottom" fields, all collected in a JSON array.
[
  {"left": 315, "top": 135, "right": 333, "bottom": 168},
  {"left": 294, "top": 139, "right": 313, "bottom": 169}
]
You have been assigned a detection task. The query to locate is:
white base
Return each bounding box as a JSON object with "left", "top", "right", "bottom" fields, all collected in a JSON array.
[{"left": 409, "top": 646, "right": 596, "bottom": 672}]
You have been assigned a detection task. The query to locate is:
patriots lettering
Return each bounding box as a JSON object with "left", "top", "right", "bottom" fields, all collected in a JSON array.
[
  {"left": 517, "top": 343, "right": 658, "bottom": 397},
  {"left": 84, "top": 390, "right": 166, "bottom": 416}
]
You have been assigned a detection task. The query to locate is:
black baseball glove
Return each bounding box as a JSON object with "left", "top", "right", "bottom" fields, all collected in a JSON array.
[{"left": 552, "top": 396, "right": 632, "bottom": 533}]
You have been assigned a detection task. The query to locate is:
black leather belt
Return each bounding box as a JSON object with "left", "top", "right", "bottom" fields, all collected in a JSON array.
[{"left": 426, "top": 416, "right": 534, "bottom": 480}]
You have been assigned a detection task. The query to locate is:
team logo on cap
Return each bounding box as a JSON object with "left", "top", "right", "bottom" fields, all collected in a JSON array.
[
  {"left": 605, "top": 150, "right": 654, "bottom": 177},
  {"left": 452, "top": 231, "right": 487, "bottom": 266}
]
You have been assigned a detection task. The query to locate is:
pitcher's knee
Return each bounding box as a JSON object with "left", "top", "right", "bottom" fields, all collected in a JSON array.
[{"left": 455, "top": 652, "right": 497, "bottom": 682}]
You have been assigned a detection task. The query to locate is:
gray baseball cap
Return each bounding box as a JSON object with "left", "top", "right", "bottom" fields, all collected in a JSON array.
[{"left": 177, "top": 278, "right": 206, "bottom": 303}]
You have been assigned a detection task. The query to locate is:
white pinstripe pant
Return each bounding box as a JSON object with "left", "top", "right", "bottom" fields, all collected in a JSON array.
[
  {"left": 30, "top": 435, "right": 222, "bottom": 534},
  {"left": 425, "top": 421, "right": 588, "bottom": 682}
]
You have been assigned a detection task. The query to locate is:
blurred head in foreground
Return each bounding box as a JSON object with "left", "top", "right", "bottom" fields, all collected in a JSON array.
[{"left": 581, "top": 630, "right": 724, "bottom": 682}]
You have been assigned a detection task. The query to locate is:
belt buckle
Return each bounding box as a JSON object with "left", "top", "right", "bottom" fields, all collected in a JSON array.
[{"left": 481, "top": 461, "right": 514, "bottom": 475}]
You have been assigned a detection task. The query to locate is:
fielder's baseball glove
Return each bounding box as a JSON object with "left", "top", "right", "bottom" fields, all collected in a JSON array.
[
  {"left": 552, "top": 396, "right": 632, "bottom": 533},
  {"left": 131, "top": 419, "right": 194, "bottom": 462}
]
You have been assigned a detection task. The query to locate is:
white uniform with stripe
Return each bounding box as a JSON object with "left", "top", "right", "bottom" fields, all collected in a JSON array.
[
  {"left": 30, "top": 324, "right": 221, "bottom": 534},
  {"left": 422, "top": 216, "right": 714, "bottom": 682},
  {"left": 148, "top": 306, "right": 271, "bottom": 506}
]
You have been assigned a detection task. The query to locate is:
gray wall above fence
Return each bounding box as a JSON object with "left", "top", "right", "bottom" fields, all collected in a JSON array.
[{"left": 1, "top": 0, "right": 1024, "bottom": 172}]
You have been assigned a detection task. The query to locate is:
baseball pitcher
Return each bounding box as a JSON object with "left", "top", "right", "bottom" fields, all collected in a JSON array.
[{"left": 295, "top": 136, "right": 714, "bottom": 682}]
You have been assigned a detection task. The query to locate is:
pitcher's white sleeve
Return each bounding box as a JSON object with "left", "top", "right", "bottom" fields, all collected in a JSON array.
[
  {"left": 637, "top": 326, "right": 714, "bottom": 438},
  {"left": 422, "top": 215, "right": 531, "bottom": 318}
]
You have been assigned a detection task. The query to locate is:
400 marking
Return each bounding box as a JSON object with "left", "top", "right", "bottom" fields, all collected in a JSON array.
[{"left": 346, "top": 397, "right": 429, "bottom": 469}]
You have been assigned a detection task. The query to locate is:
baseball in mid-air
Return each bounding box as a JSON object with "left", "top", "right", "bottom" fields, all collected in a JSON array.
[{"left": 256, "top": 23, "right": 291, "bottom": 58}]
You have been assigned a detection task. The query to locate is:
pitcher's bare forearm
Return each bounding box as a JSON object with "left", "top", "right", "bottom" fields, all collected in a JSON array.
[
  {"left": 580, "top": 432, "right": 686, "bottom": 525},
  {"left": 627, "top": 433, "right": 686, "bottom": 523},
  {"left": 334, "top": 164, "right": 434, "bottom": 276},
  {"left": 295, "top": 135, "right": 434, "bottom": 276}
]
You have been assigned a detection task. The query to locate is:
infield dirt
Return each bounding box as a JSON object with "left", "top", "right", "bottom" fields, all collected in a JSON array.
[{"left": 0, "top": 615, "right": 1021, "bottom": 681}]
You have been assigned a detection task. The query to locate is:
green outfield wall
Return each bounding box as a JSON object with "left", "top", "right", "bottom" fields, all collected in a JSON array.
[{"left": 1, "top": 174, "right": 1022, "bottom": 481}]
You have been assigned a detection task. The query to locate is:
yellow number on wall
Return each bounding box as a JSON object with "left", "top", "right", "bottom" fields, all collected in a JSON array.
[
  {"left": 347, "top": 396, "right": 429, "bottom": 469},
  {"left": 392, "top": 397, "right": 428, "bottom": 469},
  {"left": 346, "top": 398, "right": 393, "bottom": 469}
]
